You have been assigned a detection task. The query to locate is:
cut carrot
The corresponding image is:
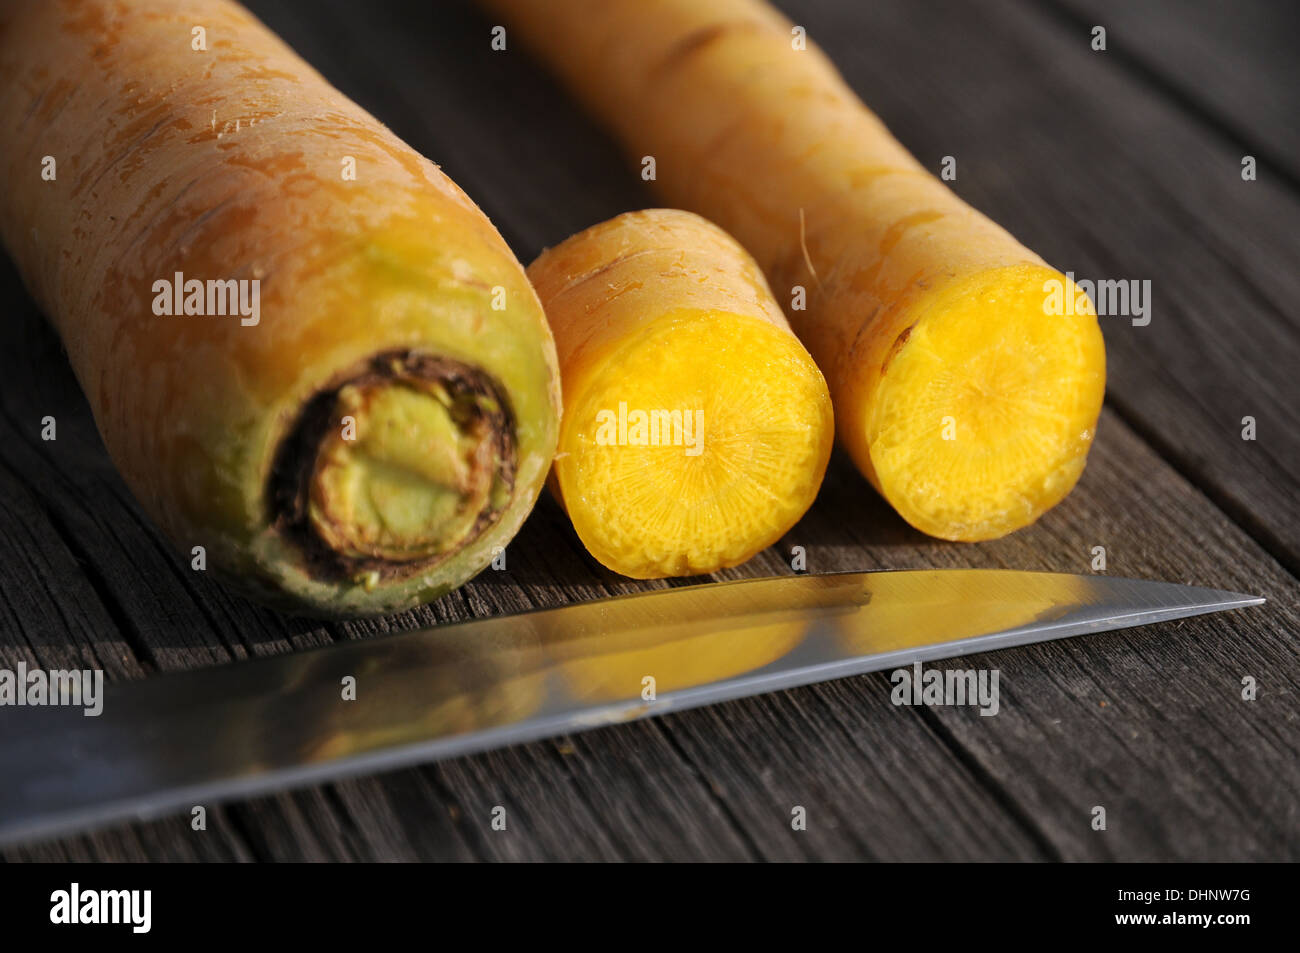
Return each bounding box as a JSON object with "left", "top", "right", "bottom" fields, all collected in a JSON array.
[
  {"left": 528, "top": 209, "right": 833, "bottom": 577},
  {"left": 487, "top": 0, "right": 1106, "bottom": 541},
  {"left": 0, "top": 0, "right": 560, "bottom": 616}
]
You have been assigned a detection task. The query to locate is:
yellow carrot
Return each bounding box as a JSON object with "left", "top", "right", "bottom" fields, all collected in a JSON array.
[
  {"left": 0, "top": 0, "right": 560, "bottom": 616},
  {"left": 528, "top": 209, "right": 833, "bottom": 577},
  {"left": 487, "top": 0, "right": 1106, "bottom": 541}
]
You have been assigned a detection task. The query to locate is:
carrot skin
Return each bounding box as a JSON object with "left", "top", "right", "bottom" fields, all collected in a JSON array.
[{"left": 0, "top": 0, "right": 560, "bottom": 615}]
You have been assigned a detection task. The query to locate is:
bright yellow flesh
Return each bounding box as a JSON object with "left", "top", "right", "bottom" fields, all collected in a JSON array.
[
  {"left": 557, "top": 309, "right": 833, "bottom": 578},
  {"left": 868, "top": 266, "right": 1106, "bottom": 541}
]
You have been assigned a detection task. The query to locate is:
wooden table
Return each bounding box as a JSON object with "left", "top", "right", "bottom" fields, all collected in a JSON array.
[{"left": 2, "top": 0, "right": 1296, "bottom": 862}]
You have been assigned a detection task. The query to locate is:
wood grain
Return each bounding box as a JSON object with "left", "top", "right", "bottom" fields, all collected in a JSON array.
[{"left": 1048, "top": 0, "right": 1300, "bottom": 187}]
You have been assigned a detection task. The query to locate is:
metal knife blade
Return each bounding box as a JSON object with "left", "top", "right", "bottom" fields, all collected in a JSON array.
[{"left": 0, "top": 570, "right": 1264, "bottom": 846}]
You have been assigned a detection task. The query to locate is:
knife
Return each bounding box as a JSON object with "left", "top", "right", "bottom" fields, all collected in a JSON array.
[{"left": 0, "top": 569, "right": 1263, "bottom": 846}]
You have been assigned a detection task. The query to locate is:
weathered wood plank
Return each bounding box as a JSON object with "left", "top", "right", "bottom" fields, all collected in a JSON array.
[
  {"left": 2, "top": 808, "right": 255, "bottom": 862},
  {"left": 1047, "top": 0, "right": 1300, "bottom": 187},
  {"left": 9, "top": 409, "right": 1294, "bottom": 861},
  {"left": 0, "top": 460, "right": 140, "bottom": 683},
  {"left": 797, "top": 411, "right": 1300, "bottom": 861}
]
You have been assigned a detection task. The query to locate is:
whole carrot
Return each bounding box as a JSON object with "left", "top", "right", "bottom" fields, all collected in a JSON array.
[
  {"left": 528, "top": 209, "right": 833, "bottom": 578},
  {"left": 0, "top": 0, "right": 560, "bottom": 616},
  {"left": 485, "top": 0, "right": 1106, "bottom": 542}
]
